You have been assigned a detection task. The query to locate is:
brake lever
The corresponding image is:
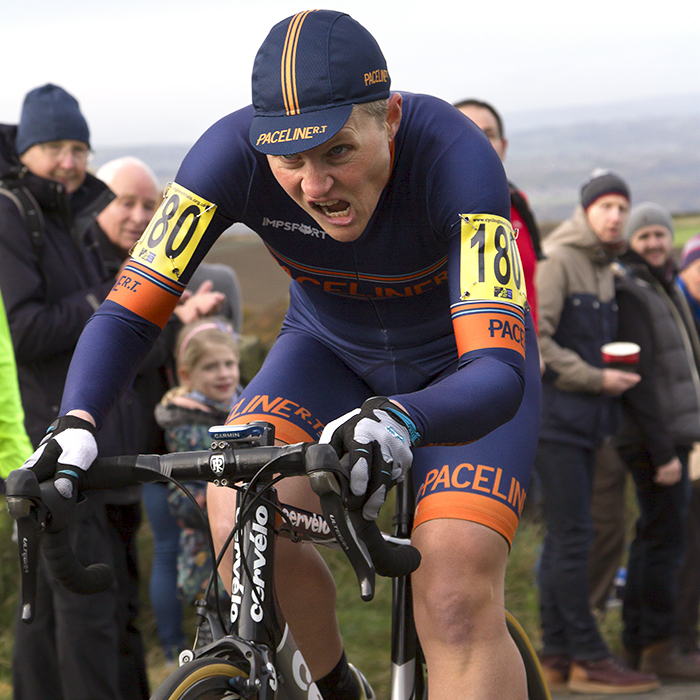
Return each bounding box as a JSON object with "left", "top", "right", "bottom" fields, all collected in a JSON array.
[
  {"left": 5, "top": 469, "right": 46, "bottom": 623},
  {"left": 305, "top": 444, "right": 376, "bottom": 601}
]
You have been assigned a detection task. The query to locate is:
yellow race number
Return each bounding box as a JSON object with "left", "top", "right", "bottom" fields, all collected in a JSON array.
[
  {"left": 459, "top": 214, "right": 526, "bottom": 308},
  {"left": 132, "top": 182, "right": 217, "bottom": 281}
]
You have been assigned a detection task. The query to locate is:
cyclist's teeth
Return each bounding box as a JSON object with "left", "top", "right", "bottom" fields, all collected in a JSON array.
[{"left": 317, "top": 200, "right": 350, "bottom": 217}]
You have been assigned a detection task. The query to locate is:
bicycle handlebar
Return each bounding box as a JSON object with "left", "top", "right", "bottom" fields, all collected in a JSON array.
[{"left": 5, "top": 431, "right": 421, "bottom": 622}]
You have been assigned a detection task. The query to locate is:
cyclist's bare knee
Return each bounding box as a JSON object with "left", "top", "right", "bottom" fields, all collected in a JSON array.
[{"left": 411, "top": 519, "right": 510, "bottom": 647}]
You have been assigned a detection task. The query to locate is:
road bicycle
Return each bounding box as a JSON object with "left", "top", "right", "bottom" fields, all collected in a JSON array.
[{"left": 6, "top": 421, "right": 550, "bottom": 700}]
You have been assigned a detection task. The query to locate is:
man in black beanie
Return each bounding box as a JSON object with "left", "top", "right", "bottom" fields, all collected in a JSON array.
[
  {"left": 0, "top": 84, "right": 149, "bottom": 700},
  {"left": 533, "top": 171, "right": 662, "bottom": 693}
]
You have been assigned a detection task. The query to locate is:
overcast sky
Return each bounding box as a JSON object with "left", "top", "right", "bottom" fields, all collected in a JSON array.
[{"left": 3, "top": 0, "right": 699, "bottom": 149}]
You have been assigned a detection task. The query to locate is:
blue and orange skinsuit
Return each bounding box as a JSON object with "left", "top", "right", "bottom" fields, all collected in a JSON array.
[{"left": 62, "top": 93, "right": 541, "bottom": 544}]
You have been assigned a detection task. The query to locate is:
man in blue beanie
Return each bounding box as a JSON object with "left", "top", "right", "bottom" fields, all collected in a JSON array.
[
  {"left": 15, "top": 83, "right": 92, "bottom": 195},
  {"left": 0, "top": 84, "right": 149, "bottom": 700}
]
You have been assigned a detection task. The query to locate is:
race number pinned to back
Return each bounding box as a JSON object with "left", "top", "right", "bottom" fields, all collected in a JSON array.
[
  {"left": 132, "top": 182, "right": 217, "bottom": 281},
  {"left": 451, "top": 214, "right": 527, "bottom": 359}
]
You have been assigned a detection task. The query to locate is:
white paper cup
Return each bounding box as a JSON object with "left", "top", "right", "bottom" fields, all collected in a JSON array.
[{"left": 601, "top": 342, "right": 640, "bottom": 371}]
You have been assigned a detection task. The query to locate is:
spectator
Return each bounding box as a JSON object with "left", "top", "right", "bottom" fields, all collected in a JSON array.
[
  {"left": 155, "top": 318, "right": 243, "bottom": 636},
  {"left": 0, "top": 288, "right": 32, "bottom": 484},
  {"left": 534, "top": 170, "right": 659, "bottom": 693},
  {"left": 454, "top": 98, "right": 544, "bottom": 331},
  {"left": 612, "top": 203, "right": 700, "bottom": 680},
  {"left": 93, "top": 155, "right": 242, "bottom": 664},
  {"left": 0, "top": 84, "right": 147, "bottom": 700},
  {"left": 676, "top": 234, "right": 700, "bottom": 661}
]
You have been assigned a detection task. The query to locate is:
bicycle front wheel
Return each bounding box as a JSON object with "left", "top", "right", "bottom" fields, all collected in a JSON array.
[
  {"left": 150, "top": 657, "right": 250, "bottom": 700},
  {"left": 505, "top": 610, "right": 551, "bottom": 700}
]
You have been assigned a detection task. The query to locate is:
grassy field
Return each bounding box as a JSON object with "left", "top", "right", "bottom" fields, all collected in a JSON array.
[{"left": 674, "top": 213, "right": 700, "bottom": 249}]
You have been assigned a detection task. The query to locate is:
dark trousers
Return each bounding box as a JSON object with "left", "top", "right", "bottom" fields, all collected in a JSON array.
[
  {"left": 106, "top": 502, "right": 150, "bottom": 700},
  {"left": 536, "top": 440, "right": 610, "bottom": 660},
  {"left": 618, "top": 445, "right": 691, "bottom": 651},
  {"left": 675, "top": 483, "right": 700, "bottom": 652},
  {"left": 12, "top": 499, "right": 148, "bottom": 700},
  {"left": 589, "top": 441, "right": 629, "bottom": 613}
]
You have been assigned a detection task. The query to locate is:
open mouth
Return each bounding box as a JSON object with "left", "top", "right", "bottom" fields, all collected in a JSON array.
[{"left": 313, "top": 200, "right": 351, "bottom": 219}]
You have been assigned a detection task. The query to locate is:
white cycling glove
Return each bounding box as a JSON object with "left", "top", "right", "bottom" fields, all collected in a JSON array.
[
  {"left": 22, "top": 415, "right": 98, "bottom": 499},
  {"left": 320, "top": 397, "right": 421, "bottom": 521}
]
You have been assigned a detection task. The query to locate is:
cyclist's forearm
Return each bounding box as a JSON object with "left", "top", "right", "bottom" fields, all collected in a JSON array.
[
  {"left": 391, "top": 351, "right": 525, "bottom": 446},
  {"left": 60, "top": 301, "right": 163, "bottom": 430}
]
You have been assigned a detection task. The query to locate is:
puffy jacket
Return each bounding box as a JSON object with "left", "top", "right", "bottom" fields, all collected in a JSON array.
[
  {"left": 0, "top": 124, "right": 142, "bottom": 465},
  {"left": 536, "top": 206, "right": 620, "bottom": 448},
  {"left": 614, "top": 251, "right": 700, "bottom": 463}
]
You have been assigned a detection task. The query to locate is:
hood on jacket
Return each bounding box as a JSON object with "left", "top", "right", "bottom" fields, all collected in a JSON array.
[
  {"left": 154, "top": 395, "right": 231, "bottom": 432},
  {"left": 544, "top": 205, "right": 624, "bottom": 265},
  {"left": 0, "top": 124, "right": 24, "bottom": 181}
]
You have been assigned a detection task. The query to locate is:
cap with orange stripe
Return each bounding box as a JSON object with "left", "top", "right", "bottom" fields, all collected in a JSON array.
[{"left": 249, "top": 10, "right": 390, "bottom": 156}]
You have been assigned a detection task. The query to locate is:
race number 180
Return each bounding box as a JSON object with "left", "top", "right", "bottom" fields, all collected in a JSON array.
[{"left": 459, "top": 214, "right": 526, "bottom": 308}]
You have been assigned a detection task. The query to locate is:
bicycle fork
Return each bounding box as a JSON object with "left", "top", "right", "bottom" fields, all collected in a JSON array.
[{"left": 391, "top": 479, "right": 425, "bottom": 700}]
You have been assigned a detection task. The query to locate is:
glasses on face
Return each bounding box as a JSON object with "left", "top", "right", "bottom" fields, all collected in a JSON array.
[{"left": 39, "top": 141, "right": 92, "bottom": 164}]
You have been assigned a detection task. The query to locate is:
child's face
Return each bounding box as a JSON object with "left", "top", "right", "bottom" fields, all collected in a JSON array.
[{"left": 182, "top": 342, "right": 239, "bottom": 405}]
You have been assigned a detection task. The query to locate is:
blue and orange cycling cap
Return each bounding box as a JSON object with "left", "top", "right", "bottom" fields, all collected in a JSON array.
[{"left": 249, "top": 9, "right": 391, "bottom": 156}]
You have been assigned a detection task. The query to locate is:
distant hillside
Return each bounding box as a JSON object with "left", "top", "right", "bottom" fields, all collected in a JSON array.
[
  {"left": 506, "top": 114, "right": 699, "bottom": 222},
  {"left": 91, "top": 95, "right": 700, "bottom": 225}
]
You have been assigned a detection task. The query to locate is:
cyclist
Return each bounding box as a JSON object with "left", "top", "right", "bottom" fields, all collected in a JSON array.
[{"left": 25, "top": 10, "right": 541, "bottom": 700}]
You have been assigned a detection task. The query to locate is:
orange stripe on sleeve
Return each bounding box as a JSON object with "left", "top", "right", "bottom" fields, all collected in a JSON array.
[
  {"left": 452, "top": 303, "right": 525, "bottom": 358},
  {"left": 107, "top": 266, "right": 182, "bottom": 329}
]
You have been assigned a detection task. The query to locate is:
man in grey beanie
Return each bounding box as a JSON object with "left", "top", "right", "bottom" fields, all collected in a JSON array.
[
  {"left": 0, "top": 84, "right": 150, "bottom": 699},
  {"left": 611, "top": 202, "right": 700, "bottom": 680}
]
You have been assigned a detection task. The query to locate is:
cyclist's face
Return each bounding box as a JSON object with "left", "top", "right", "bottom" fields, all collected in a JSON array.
[
  {"left": 97, "top": 163, "right": 159, "bottom": 256},
  {"left": 267, "top": 94, "right": 402, "bottom": 242},
  {"left": 19, "top": 139, "right": 89, "bottom": 194},
  {"left": 180, "top": 342, "right": 239, "bottom": 405}
]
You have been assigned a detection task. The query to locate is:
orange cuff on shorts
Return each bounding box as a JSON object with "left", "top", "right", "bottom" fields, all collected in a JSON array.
[{"left": 413, "top": 491, "right": 520, "bottom": 546}]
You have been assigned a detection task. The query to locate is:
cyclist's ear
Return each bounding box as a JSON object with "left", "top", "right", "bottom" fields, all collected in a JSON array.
[{"left": 386, "top": 93, "right": 402, "bottom": 143}]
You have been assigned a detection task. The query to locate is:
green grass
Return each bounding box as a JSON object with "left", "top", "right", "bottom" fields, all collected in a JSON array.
[{"left": 674, "top": 213, "right": 700, "bottom": 249}]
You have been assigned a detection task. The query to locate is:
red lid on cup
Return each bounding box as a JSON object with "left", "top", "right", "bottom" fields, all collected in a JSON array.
[{"left": 601, "top": 342, "right": 640, "bottom": 365}]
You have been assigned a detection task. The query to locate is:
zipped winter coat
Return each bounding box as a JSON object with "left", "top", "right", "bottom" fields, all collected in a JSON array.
[
  {"left": 0, "top": 124, "right": 130, "bottom": 451},
  {"left": 614, "top": 251, "right": 700, "bottom": 465},
  {"left": 536, "top": 205, "right": 620, "bottom": 448}
]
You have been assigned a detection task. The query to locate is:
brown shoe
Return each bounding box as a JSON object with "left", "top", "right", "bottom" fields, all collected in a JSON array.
[
  {"left": 568, "top": 656, "right": 660, "bottom": 694},
  {"left": 640, "top": 639, "right": 700, "bottom": 681},
  {"left": 539, "top": 654, "right": 570, "bottom": 693}
]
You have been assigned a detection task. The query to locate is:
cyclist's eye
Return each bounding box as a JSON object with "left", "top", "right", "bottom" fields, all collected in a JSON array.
[{"left": 328, "top": 144, "right": 349, "bottom": 156}]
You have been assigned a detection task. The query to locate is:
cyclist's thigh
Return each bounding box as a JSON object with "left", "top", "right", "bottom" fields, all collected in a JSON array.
[
  {"left": 411, "top": 321, "right": 541, "bottom": 547},
  {"left": 226, "top": 330, "right": 373, "bottom": 443},
  {"left": 225, "top": 330, "right": 373, "bottom": 510}
]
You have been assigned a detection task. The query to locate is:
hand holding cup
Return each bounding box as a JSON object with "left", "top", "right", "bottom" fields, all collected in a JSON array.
[{"left": 601, "top": 342, "right": 641, "bottom": 395}]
